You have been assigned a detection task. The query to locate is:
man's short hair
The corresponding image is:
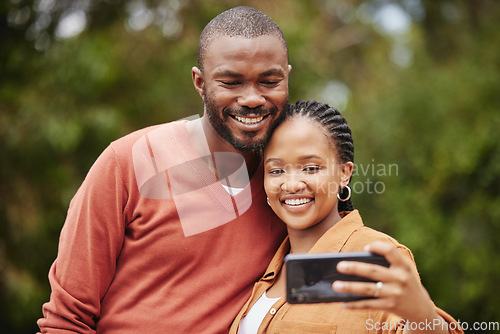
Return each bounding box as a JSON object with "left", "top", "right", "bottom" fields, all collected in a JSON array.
[{"left": 198, "top": 6, "right": 288, "bottom": 71}]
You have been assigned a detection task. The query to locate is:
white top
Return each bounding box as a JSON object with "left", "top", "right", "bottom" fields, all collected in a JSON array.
[
  {"left": 221, "top": 184, "right": 245, "bottom": 196},
  {"left": 238, "top": 291, "right": 281, "bottom": 334}
]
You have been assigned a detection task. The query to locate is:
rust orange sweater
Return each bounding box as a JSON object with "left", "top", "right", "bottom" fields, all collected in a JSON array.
[{"left": 38, "top": 121, "right": 286, "bottom": 333}]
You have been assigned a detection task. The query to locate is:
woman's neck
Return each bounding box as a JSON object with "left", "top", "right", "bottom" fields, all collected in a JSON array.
[{"left": 288, "top": 209, "right": 343, "bottom": 254}]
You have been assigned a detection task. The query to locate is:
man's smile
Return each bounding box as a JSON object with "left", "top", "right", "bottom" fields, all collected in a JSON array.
[{"left": 232, "top": 114, "right": 268, "bottom": 125}]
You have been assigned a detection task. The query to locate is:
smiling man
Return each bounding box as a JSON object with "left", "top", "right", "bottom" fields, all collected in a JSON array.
[
  {"left": 192, "top": 16, "right": 291, "bottom": 162},
  {"left": 38, "top": 6, "right": 290, "bottom": 334},
  {"left": 194, "top": 33, "right": 290, "bottom": 151}
]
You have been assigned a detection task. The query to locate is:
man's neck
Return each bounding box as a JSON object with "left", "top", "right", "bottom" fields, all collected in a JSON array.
[{"left": 186, "top": 117, "right": 262, "bottom": 184}]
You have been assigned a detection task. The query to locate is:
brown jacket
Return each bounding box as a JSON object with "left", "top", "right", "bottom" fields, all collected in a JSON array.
[{"left": 229, "top": 210, "right": 462, "bottom": 334}]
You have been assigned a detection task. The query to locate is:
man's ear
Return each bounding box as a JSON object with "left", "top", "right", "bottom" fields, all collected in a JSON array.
[
  {"left": 192, "top": 66, "right": 204, "bottom": 100},
  {"left": 340, "top": 162, "right": 354, "bottom": 187}
]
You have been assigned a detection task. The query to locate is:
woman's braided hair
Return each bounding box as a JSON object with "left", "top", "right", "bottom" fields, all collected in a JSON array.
[{"left": 287, "top": 100, "right": 355, "bottom": 212}]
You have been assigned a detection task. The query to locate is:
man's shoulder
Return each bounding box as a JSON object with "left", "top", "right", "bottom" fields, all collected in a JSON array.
[{"left": 109, "top": 120, "right": 188, "bottom": 152}]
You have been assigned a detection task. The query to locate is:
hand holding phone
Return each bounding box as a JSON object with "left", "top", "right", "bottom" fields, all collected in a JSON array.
[{"left": 285, "top": 252, "right": 390, "bottom": 304}]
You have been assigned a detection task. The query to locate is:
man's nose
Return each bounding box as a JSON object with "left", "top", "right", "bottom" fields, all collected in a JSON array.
[{"left": 237, "top": 85, "right": 265, "bottom": 109}]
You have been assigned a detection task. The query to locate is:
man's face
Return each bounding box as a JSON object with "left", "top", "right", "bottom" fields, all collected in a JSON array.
[{"left": 197, "top": 35, "right": 290, "bottom": 152}]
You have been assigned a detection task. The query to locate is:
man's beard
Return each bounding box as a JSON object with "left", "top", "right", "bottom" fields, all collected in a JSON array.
[{"left": 203, "top": 89, "right": 287, "bottom": 153}]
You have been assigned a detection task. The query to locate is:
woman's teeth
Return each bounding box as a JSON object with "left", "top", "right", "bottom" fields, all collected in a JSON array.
[
  {"left": 234, "top": 115, "right": 264, "bottom": 124},
  {"left": 284, "top": 198, "right": 312, "bottom": 206}
]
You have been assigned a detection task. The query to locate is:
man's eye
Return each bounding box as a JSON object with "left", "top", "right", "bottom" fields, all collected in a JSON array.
[
  {"left": 261, "top": 80, "right": 279, "bottom": 86},
  {"left": 220, "top": 81, "right": 240, "bottom": 86}
]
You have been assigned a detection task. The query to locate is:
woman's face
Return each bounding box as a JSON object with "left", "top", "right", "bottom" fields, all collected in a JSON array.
[{"left": 263, "top": 117, "right": 353, "bottom": 232}]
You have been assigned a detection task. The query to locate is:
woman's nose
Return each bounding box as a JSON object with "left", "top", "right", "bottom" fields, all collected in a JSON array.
[{"left": 281, "top": 174, "right": 306, "bottom": 193}]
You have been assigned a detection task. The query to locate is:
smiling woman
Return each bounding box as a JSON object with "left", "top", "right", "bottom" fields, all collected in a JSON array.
[
  {"left": 264, "top": 116, "right": 352, "bottom": 239},
  {"left": 230, "top": 100, "right": 463, "bottom": 334}
]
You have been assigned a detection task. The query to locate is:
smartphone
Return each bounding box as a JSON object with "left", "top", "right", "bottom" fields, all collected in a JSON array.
[{"left": 285, "top": 252, "right": 390, "bottom": 304}]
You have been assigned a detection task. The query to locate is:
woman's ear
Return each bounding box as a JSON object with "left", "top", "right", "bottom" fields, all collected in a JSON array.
[
  {"left": 192, "top": 66, "right": 204, "bottom": 100},
  {"left": 339, "top": 162, "right": 354, "bottom": 187}
]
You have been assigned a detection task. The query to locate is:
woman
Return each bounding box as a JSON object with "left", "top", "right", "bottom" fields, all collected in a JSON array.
[{"left": 230, "top": 100, "right": 462, "bottom": 334}]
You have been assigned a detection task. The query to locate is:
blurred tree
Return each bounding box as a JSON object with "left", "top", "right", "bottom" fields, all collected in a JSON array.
[
  {"left": 347, "top": 0, "right": 500, "bottom": 324},
  {"left": 1, "top": 0, "right": 499, "bottom": 332}
]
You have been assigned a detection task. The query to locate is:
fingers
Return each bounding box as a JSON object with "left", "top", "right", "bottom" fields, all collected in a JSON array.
[
  {"left": 331, "top": 242, "right": 436, "bottom": 320},
  {"left": 336, "top": 260, "right": 391, "bottom": 283},
  {"left": 332, "top": 280, "right": 399, "bottom": 311},
  {"left": 332, "top": 242, "right": 414, "bottom": 300},
  {"left": 334, "top": 241, "right": 413, "bottom": 283},
  {"left": 333, "top": 280, "right": 390, "bottom": 299},
  {"left": 364, "top": 241, "right": 412, "bottom": 270}
]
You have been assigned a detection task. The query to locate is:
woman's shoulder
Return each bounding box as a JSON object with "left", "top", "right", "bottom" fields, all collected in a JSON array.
[{"left": 346, "top": 224, "right": 415, "bottom": 263}]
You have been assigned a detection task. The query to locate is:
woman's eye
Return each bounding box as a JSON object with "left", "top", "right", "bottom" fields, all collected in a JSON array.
[
  {"left": 268, "top": 169, "right": 284, "bottom": 175},
  {"left": 303, "top": 166, "right": 321, "bottom": 173}
]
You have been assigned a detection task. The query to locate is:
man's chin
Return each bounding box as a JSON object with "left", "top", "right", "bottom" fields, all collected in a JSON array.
[
  {"left": 226, "top": 132, "right": 268, "bottom": 152},
  {"left": 231, "top": 139, "right": 265, "bottom": 153}
]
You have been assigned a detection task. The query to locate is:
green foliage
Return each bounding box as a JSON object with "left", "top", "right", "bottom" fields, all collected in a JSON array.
[{"left": 1, "top": 0, "right": 499, "bottom": 332}]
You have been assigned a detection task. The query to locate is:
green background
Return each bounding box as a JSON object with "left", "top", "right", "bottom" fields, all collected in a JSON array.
[{"left": 1, "top": 0, "right": 499, "bottom": 332}]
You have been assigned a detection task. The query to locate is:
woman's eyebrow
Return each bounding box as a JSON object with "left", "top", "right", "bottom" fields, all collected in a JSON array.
[
  {"left": 297, "top": 155, "right": 322, "bottom": 160},
  {"left": 265, "top": 155, "right": 323, "bottom": 165},
  {"left": 264, "top": 158, "right": 281, "bottom": 165}
]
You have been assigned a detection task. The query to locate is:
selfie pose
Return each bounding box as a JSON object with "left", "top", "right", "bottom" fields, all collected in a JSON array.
[{"left": 230, "top": 100, "right": 463, "bottom": 334}]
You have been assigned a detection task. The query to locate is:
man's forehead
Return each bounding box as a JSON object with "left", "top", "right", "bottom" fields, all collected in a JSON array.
[
  {"left": 205, "top": 34, "right": 287, "bottom": 57},
  {"left": 211, "top": 66, "right": 286, "bottom": 78},
  {"left": 203, "top": 35, "right": 287, "bottom": 72}
]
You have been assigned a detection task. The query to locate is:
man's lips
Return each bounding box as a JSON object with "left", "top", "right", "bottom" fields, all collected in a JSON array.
[
  {"left": 233, "top": 115, "right": 265, "bottom": 124},
  {"left": 230, "top": 113, "right": 270, "bottom": 126}
]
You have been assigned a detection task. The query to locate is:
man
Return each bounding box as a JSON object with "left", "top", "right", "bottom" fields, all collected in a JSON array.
[{"left": 38, "top": 6, "right": 290, "bottom": 334}]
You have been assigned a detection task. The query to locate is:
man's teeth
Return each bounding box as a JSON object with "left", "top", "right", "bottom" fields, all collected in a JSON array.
[
  {"left": 284, "top": 198, "right": 312, "bottom": 206},
  {"left": 234, "top": 115, "right": 264, "bottom": 124}
]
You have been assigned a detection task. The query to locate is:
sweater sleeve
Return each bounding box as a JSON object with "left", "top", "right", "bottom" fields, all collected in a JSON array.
[{"left": 37, "top": 146, "right": 128, "bottom": 333}]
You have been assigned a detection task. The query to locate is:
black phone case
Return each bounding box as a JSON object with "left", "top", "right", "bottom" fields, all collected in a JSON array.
[{"left": 285, "top": 252, "right": 390, "bottom": 304}]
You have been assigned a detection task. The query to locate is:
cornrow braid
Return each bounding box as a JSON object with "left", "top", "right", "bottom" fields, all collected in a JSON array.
[{"left": 287, "top": 100, "right": 355, "bottom": 212}]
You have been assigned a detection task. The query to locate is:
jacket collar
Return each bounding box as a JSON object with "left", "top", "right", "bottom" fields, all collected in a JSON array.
[
  {"left": 261, "top": 210, "right": 364, "bottom": 281},
  {"left": 309, "top": 210, "right": 364, "bottom": 253}
]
